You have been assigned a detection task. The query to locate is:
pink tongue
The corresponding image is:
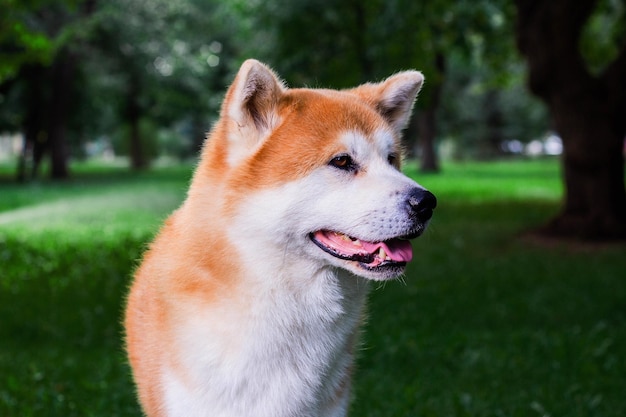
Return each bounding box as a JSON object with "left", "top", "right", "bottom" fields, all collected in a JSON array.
[
  {"left": 360, "top": 239, "right": 413, "bottom": 262},
  {"left": 315, "top": 231, "right": 413, "bottom": 263}
]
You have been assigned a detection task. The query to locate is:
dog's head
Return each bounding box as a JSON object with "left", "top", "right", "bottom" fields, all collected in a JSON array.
[{"left": 192, "top": 60, "right": 436, "bottom": 281}]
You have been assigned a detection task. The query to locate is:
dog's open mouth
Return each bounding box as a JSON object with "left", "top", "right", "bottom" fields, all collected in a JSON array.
[{"left": 309, "top": 230, "right": 413, "bottom": 269}]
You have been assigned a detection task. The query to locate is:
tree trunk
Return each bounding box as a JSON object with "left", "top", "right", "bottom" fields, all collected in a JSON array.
[
  {"left": 514, "top": 0, "right": 626, "bottom": 241},
  {"left": 16, "top": 65, "right": 48, "bottom": 181},
  {"left": 484, "top": 90, "right": 504, "bottom": 157},
  {"left": 47, "top": 49, "right": 77, "bottom": 179},
  {"left": 547, "top": 94, "right": 626, "bottom": 239},
  {"left": 126, "top": 72, "right": 147, "bottom": 170},
  {"left": 191, "top": 115, "right": 207, "bottom": 157},
  {"left": 17, "top": 136, "right": 29, "bottom": 183},
  {"left": 129, "top": 118, "right": 146, "bottom": 170},
  {"left": 415, "top": 109, "right": 439, "bottom": 172},
  {"left": 351, "top": 0, "right": 374, "bottom": 82},
  {"left": 414, "top": 52, "right": 445, "bottom": 173}
]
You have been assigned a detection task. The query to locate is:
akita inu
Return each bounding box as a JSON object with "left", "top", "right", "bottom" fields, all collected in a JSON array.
[{"left": 125, "top": 59, "right": 436, "bottom": 417}]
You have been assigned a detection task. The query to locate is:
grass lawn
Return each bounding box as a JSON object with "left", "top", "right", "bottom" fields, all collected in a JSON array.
[{"left": 1, "top": 159, "right": 625, "bottom": 416}]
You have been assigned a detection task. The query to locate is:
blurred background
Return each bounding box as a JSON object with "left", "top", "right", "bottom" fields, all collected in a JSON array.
[
  {"left": 2, "top": 0, "right": 625, "bottom": 239},
  {"left": 1, "top": 0, "right": 625, "bottom": 416},
  {"left": 1, "top": 0, "right": 554, "bottom": 171}
]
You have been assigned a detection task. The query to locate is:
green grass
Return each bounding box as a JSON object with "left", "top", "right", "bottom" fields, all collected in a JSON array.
[
  {"left": 1, "top": 159, "right": 624, "bottom": 416},
  {"left": 0, "top": 162, "right": 191, "bottom": 417}
]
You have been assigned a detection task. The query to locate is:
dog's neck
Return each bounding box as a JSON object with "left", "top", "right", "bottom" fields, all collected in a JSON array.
[
  {"left": 227, "top": 267, "right": 369, "bottom": 416},
  {"left": 163, "top": 246, "right": 370, "bottom": 416}
]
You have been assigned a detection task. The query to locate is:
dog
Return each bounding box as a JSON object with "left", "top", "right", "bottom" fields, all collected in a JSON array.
[{"left": 125, "top": 59, "right": 436, "bottom": 417}]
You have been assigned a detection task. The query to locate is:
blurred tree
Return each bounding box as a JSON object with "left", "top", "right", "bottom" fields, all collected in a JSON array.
[
  {"left": 84, "top": 0, "right": 239, "bottom": 168},
  {"left": 514, "top": 0, "right": 626, "bottom": 240},
  {"left": 438, "top": 53, "right": 549, "bottom": 160},
  {"left": 243, "top": 0, "right": 515, "bottom": 172},
  {"left": 87, "top": 0, "right": 226, "bottom": 169},
  {"left": 0, "top": 0, "right": 57, "bottom": 83},
  {"left": 1, "top": 0, "right": 96, "bottom": 180},
  {"left": 1, "top": 0, "right": 234, "bottom": 176}
]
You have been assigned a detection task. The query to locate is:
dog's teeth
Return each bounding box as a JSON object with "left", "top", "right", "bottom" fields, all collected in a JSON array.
[
  {"left": 378, "top": 247, "right": 387, "bottom": 260},
  {"left": 341, "top": 234, "right": 352, "bottom": 242},
  {"left": 353, "top": 239, "right": 361, "bottom": 247}
]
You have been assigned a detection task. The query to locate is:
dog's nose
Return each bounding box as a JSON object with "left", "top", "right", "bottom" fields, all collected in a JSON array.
[{"left": 408, "top": 188, "right": 437, "bottom": 223}]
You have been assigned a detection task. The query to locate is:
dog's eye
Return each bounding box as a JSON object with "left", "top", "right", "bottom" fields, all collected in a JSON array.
[
  {"left": 329, "top": 154, "right": 356, "bottom": 171},
  {"left": 388, "top": 153, "right": 399, "bottom": 167}
]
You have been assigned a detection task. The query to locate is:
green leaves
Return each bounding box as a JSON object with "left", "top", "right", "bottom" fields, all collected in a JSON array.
[
  {"left": 580, "top": 0, "right": 626, "bottom": 75},
  {"left": 0, "top": 2, "right": 55, "bottom": 82}
]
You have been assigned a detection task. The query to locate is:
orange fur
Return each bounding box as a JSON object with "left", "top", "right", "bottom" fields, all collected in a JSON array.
[{"left": 225, "top": 89, "right": 391, "bottom": 193}]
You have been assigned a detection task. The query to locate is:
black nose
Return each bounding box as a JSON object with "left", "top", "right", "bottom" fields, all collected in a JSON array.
[{"left": 408, "top": 188, "right": 437, "bottom": 223}]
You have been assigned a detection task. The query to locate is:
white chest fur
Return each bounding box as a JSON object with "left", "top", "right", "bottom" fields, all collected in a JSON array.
[{"left": 163, "top": 267, "right": 369, "bottom": 417}]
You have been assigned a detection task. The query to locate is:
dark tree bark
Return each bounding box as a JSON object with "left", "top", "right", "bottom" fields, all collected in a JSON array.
[
  {"left": 514, "top": 0, "right": 626, "bottom": 240},
  {"left": 47, "top": 48, "right": 77, "bottom": 179},
  {"left": 16, "top": 65, "right": 48, "bottom": 181},
  {"left": 46, "top": 0, "right": 97, "bottom": 178},
  {"left": 126, "top": 72, "right": 147, "bottom": 170},
  {"left": 484, "top": 90, "right": 505, "bottom": 157},
  {"left": 415, "top": 109, "right": 439, "bottom": 172},
  {"left": 15, "top": 58, "right": 73, "bottom": 181},
  {"left": 13, "top": 0, "right": 97, "bottom": 181},
  {"left": 412, "top": 52, "right": 445, "bottom": 173},
  {"left": 351, "top": 0, "right": 374, "bottom": 82}
]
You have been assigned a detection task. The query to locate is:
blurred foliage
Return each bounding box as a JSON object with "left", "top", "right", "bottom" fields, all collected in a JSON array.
[
  {"left": 580, "top": 0, "right": 626, "bottom": 75},
  {"left": 0, "top": 0, "right": 69, "bottom": 82},
  {"left": 0, "top": 0, "right": 624, "bottom": 169},
  {"left": 240, "top": 0, "right": 520, "bottom": 154},
  {"left": 242, "top": 0, "right": 514, "bottom": 86}
]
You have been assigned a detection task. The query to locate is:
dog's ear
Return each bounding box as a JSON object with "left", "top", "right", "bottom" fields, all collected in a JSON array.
[
  {"left": 221, "top": 59, "right": 285, "bottom": 163},
  {"left": 349, "top": 71, "right": 424, "bottom": 135}
]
